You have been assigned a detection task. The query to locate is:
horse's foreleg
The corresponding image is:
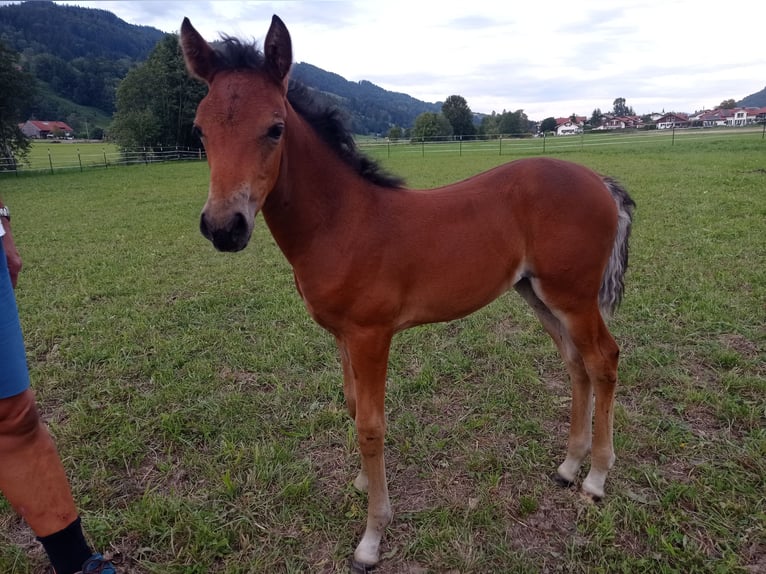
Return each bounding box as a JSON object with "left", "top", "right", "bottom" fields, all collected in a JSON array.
[
  {"left": 344, "top": 329, "right": 393, "bottom": 569},
  {"left": 337, "top": 337, "right": 369, "bottom": 492}
]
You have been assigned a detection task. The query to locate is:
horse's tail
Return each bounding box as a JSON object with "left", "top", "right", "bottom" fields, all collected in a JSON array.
[{"left": 599, "top": 177, "right": 636, "bottom": 318}]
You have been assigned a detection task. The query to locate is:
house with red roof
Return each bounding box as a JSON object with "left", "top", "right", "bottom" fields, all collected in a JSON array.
[
  {"left": 19, "top": 120, "right": 74, "bottom": 139},
  {"left": 593, "top": 114, "right": 645, "bottom": 130},
  {"left": 655, "top": 113, "right": 689, "bottom": 130},
  {"left": 554, "top": 116, "right": 586, "bottom": 136}
]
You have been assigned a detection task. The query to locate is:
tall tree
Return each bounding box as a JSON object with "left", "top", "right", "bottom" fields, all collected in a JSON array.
[
  {"left": 718, "top": 99, "right": 736, "bottom": 109},
  {"left": 0, "top": 41, "right": 35, "bottom": 169},
  {"left": 590, "top": 108, "right": 603, "bottom": 127},
  {"left": 612, "top": 97, "right": 635, "bottom": 116},
  {"left": 412, "top": 112, "right": 453, "bottom": 141},
  {"left": 441, "top": 95, "right": 475, "bottom": 137},
  {"left": 111, "top": 34, "right": 207, "bottom": 149},
  {"left": 539, "top": 117, "right": 557, "bottom": 133}
]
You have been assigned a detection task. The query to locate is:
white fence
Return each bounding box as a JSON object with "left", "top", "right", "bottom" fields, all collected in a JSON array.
[{"left": 0, "top": 146, "right": 206, "bottom": 175}]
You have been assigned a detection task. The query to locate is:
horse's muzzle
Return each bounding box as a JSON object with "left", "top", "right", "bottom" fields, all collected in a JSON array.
[{"left": 200, "top": 211, "right": 252, "bottom": 252}]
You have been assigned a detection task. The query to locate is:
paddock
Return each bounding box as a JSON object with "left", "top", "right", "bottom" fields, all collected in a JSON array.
[{"left": 0, "top": 134, "right": 762, "bottom": 573}]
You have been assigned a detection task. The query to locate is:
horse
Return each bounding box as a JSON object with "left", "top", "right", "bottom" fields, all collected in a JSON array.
[{"left": 180, "top": 15, "right": 635, "bottom": 571}]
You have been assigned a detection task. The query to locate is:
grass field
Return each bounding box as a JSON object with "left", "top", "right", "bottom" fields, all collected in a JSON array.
[{"left": 0, "top": 133, "right": 763, "bottom": 573}]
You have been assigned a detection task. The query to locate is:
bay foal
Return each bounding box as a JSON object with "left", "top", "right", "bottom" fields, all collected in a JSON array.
[{"left": 181, "top": 15, "right": 635, "bottom": 570}]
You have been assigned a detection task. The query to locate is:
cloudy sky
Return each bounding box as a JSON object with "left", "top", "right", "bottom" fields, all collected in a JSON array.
[{"left": 53, "top": 0, "right": 765, "bottom": 120}]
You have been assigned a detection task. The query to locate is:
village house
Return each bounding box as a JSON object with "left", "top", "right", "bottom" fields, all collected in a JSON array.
[
  {"left": 593, "top": 114, "right": 644, "bottom": 130},
  {"left": 688, "top": 107, "right": 766, "bottom": 128},
  {"left": 655, "top": 113, "right": 690, "bottom": 130},
  {"left": 19, "top": 120, "right": 74, "bottom": 139},
  {"left": 555, "top": 116, "right": 586, "bottom": 136}
]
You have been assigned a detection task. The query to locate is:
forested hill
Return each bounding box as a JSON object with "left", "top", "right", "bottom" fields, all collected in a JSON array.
[
  {"left": 738, "top": 85, "right": 766, "bottom": 108},
  {"left": 0, "top": 1, "right": 163, "bottom": 61},
  {"left": 291, "top": 63, "right": 441, "bottom": 134},
  {"left": 0, "top": 1, "right": 164, "bottom": 119},
  {"left": 0, "top": 1, "right": 441, "bottom": 136}
]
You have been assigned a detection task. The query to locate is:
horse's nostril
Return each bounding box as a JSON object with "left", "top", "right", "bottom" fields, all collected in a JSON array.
[
  {"left": 231, "top": 212, "right": 247, "bottom": 238},
  {"left": 199, "top": 212, "right": 211, "bottom": 240},
  {"left": 201, "top": 211, "right": 251, "bottom": 252}
]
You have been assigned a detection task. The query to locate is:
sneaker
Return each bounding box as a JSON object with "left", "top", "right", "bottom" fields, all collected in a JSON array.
[{"left": 79, "top": 553, "right": 117, "bottom": 574}]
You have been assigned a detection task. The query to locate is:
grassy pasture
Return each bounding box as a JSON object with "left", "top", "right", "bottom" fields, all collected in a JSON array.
[{"left": 0, "top": 133, "right": 763, "bottom": 573}]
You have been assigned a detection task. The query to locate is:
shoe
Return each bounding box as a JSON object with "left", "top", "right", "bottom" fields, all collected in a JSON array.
[{"left": 79, "top": 553, "right": 117, "bottom": 574}]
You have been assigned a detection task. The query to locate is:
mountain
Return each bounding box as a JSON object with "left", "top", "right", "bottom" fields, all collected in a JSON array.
[
  {"left": 1, "top": 2, "right": 442, "bottom": 137},
  {"left": 737, "top": 86, "right": 766, "bottom": 108},
  {"left": 291, "top": 63, "right": 441, "bottom": 134},
  {"left": 0, "top": 1, "right": 165, "bottom": 133}
]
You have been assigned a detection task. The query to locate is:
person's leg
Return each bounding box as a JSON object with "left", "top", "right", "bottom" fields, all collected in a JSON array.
[{"left": 0, "top": 241, "right": 113, "bottom": 573}]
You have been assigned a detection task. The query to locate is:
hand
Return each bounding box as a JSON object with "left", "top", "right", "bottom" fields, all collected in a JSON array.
[{"left": 1, "top": 220, "right": 21, "bottom": 289}]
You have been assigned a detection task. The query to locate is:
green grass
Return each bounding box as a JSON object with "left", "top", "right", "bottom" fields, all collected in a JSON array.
[
  {"left": 22, "top": 141, "right": 121, "bottom": 172},
  {"left": 0, "top": 132, "right": 764, "bottom": 573}
]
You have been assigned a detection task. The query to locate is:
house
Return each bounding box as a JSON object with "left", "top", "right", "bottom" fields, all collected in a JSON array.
[
  {"left": 689, "top": 107, "right": 766, "bottom": 127},
  {"left": 555, "top": 116, "right": 585, "bottom": 136},
  {"left": 19, "top": 120, "right": 74, "bottom": 139},
  {"left": 594, "top": 114, "right": 644, "bottom": 130},
  {"left": 655, "top": 113, "right": 689, "bottom": 130}
]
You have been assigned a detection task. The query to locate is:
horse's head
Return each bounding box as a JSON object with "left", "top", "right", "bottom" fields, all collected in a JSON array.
[{"left": 180, "top": 15, "right": 292, "bottom": 252}]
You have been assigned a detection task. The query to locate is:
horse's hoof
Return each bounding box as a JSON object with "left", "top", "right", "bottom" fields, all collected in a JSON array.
[
  {"left": 579, "top": 489, "right": 603, "bottom": 504},
  {"left": 551, "top": 472, "right": 575, "bottom": 488},
  {"left": 349, "top": 557, "right": 376, "bottom": 573}
]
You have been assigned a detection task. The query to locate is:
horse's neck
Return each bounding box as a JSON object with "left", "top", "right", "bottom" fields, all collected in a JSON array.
[{"left": 262, "top": 110, "right": 374, "bottom": 264}]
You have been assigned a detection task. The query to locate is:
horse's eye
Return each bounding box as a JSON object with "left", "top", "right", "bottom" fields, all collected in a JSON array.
[
  {"left": 192, "top": 125, "right": 204, "bottom": 140},
  {"left": 267, "top": 123, "right": 284, "bottom": 141}
]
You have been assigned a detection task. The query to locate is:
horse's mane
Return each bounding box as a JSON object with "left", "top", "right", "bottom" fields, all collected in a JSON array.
[{"left": 213, "top": 37, "right": 405, "bottom": 189}]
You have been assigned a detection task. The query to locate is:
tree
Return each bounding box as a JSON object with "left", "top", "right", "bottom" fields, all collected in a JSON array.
[
  {"left": 386, "top": 126, "right": 402, "bottom": 140},
  {"left": 498, "top": 109, "right": 528, "bottom": 136},
  {"left": 0, "top": 41, "right": 35, "bottom": 169},
  {"left": 589, "top": 108, "right": 603, "bottom": 128},
  {"left": 111, "top": 34, "right": 207, "bottom": 149},
  {"left": 613, "top": 97, "right": 635, "bottom": 116},
  {"left": 718, "top": 99, "right": 736, "bottom": 109},
  {"left": 412, "top": 112, "right": 453, "bottom": 141},
  {"left": 539, "top": 117, "right": 557, "bottom": 133},
  {"left": 441, "top": 95, "right": 475, "bottom": 137}
]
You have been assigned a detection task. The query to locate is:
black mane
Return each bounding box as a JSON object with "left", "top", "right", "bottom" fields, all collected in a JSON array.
[{"left": 213, "top": 37, "right": 405, "bottom": 189}]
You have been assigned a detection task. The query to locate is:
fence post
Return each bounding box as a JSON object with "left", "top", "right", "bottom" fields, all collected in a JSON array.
[
  {"left": 499, "top": 136, "right": 502, "bottom": 156},
  {"left": 77, "top": 148, "right": 83, "bottom": 172},
  {"left": 48, "top": 149, "right": 53, "bottom": 174},
  {"left": 543, "top": 132, "right": 546, "bottom": 153},
  {"left": 103, "top": 149, "right": 108, "bottom": 168},
  {"left": 672, "top": 126, "right": 675, "bottom": 146}
]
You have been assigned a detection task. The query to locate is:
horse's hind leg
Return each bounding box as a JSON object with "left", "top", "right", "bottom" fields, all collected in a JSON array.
[
  {"left": 515, "top": 280, "right": 594, "bottom": 488},
  {"left": 563, "top": 311, "right": 619, "bottom": 500}
]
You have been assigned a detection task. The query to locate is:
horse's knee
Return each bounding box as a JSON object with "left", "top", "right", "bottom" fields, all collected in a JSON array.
[
  {"left": 0, "top": 390, "right": 42, "bottom": 446},
  {"left": 356, "top": 421, "right": 385, "bottom": 458}
]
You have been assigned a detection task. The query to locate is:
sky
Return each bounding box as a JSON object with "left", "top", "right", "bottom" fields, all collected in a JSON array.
[{"left": 50, "top": 0, "right": 766, "bottom": 121}]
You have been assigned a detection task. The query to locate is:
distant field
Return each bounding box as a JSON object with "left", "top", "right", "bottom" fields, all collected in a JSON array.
[
  {"left": 24, "top": 141, "right": 121, "bottom": 171},
  {"left": 0, "top": 132, "right": 763, "bottom": 573}
]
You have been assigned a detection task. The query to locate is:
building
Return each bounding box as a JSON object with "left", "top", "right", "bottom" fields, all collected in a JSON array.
[{"left": 19, "top": 120, "right": 74, "bottom": 139}]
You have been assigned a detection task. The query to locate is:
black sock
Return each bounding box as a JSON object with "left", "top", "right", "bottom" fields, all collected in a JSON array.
[{"left": 37, "top": 516, "right": 93, "bottom": 574}]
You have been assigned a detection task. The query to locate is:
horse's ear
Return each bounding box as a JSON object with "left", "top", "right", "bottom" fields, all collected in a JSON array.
[
  {"left": 264, "top": 15, "right": 292, "bottom": 88},
  {"left": 180, "top": 17, "right": 219, "bottom": 84}
]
